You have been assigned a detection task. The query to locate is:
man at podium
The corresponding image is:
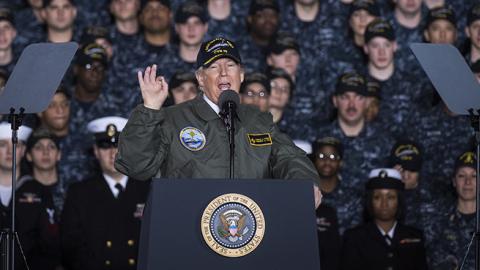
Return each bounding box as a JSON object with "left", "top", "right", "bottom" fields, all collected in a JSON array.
[{"left": 115, "top": 37, "right": 321, "bottom": 207}]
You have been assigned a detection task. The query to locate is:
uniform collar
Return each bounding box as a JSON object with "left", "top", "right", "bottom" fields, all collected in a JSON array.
[{"left": 194, "top": 93, "right": 245, "bottom": 123}]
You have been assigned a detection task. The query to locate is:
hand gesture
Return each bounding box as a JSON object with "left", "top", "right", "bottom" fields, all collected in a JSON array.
[{"left": 138, "top": 64, "right": 169, "bottom": 110}]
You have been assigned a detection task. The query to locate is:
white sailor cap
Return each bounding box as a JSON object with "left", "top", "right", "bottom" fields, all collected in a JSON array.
[
  {"left": 87, "top": 116, "right": 128, "bottom": 147},
  {"left": 367, "top": 168, "right": 404, "bottom": 190},
  {"left": 0, "top": 122, "right": 32, "bottom": 142}
]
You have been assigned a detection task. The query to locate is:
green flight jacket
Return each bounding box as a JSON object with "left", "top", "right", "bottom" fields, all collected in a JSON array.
[{"left": 115, "top": 95, "right": 320, "bottom": 184}]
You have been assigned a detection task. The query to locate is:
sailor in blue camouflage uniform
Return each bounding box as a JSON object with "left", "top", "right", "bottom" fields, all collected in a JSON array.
[
  {"left": 405, "top": 101, "right": 473, "bottom": 199},
  {"left": 0, "top": 7, "right": 22, "bottom": 74},
  {"left": 105, "top": 0, "right": 173, "bottom": 116},
  {"left": 464, "top": 4, "right": 480, "bottom": 65},
  {"left": 159, "top": 0, "right": 208, "bottom": 80},
  {"left": 201, "top": 0, "right": 249, "bottom": 42},
  {"left": 236, "top": 0, "right": 280, "bottom": 73},
  {"left": 387, "top": 139, "right": 440, "bottom": 251},
  {"left": 312, "top": 137, "right": 364, "bottom": 235},
  {"left": 363, "top": 18, "right": 423, "bottom": 137},
  {"left": 315, "top": 72, "right": 394, "bottom": 189},
  {"left": 386, "top": 0, "right": 425, "bottom": 75},
  {"left": 13, "top": 0, "right": 45, "bottom": 46},
  {"left": 339, "top": 0, "right": 379, "bottom": 71},
  {"left": 428, "top": 151, "right": 476, "bottom": 270}
]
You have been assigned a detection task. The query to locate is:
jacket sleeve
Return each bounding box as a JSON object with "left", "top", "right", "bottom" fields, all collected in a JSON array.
[
  {"left": 268, "top": 116, "right": 320, "bottom": 185},
  {"left": 115, "top": 104, "right": 172, "bottom": 180}
]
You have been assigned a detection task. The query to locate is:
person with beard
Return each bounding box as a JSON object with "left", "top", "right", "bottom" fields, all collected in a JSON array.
[
  {"left": 237, "top": 0, "right": 280, "bottom": 73},
  {"left": 61, "top": 116, "right": 150, "bottom": 270},
  {"left": 341, "top": 168, "right": 428, "bottom": 270},
  {"left": 315, "top": 72, "right": 393, "bottom": 190},
  {"left": 313, "top": 137, "right": 364, "bottom": 236}
]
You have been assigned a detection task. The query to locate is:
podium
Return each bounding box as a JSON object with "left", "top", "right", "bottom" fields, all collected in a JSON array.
[{"left": 138, "top": 179, "right": 320, "bottom": 270}]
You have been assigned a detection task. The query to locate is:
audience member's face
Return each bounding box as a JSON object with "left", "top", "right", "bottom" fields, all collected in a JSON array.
[
  {"left": 41, "top": 93, "right": 70, "bottom": 134},
  {"left": 365, "top": 96, "right": 380, "bottom": 122},
  {"left": 394, "top": 165, "right": 419, "bottom": 189},
  {"left": 171, "top": 82, "right": 198, "bottom": 104},
  {"left": 0, "top": 139, "right": 25, "bottom": 171},
  {"left": 76, "top": 61, "right": 106, "bottom": 94},
  {"left": 249, "top": 8, "right": 279, "bottom": 40},
  {"left": 0, "top": 21, "right": 16, "bottom": 51},
  {"left": 453, "top": 166, "right": 476, "bottom": 202},
  {"left": 349, "top": 10, "right": 376, "bottom": 37},
  {"left": 196, "top": 58, "right": 244, "bottom": 104},
  {"left": 43, "top": 0, "right": 77, "bottom": 31},
  {"left": 27, "top": 139, "right": 60, "bottom": 171},
  {"left": 466, "top": 21, "right": 480, "bottom": 50},
  {"left": 372, "top": 189, "right": 398, "bottom": 222},
  {"left": 175, "top": 17, "right": 208, "bottom": 46},
  {"left": 140, "top": 1, "right": 171, "bottom": 33},
  {"left": 269, "top": 77, "right": 291, "bottom": 110},
  {"left": 110, "top": 0, "right": 140, "bottom": 21},
  {"left": 365, "top": 37, "right": 396, "bottom": 70},
  {"left": 395, "top": 0, "right": 422, "bottom": 15},
  {"left": 333, "top": 92, "right": 368, "bottom": 125},
  {"left": 425, "top": 20, "right": 457, "bottom": 44},
  {"left": 94, "top": 145, "right": 118, "bottom": 176},
  {"left": 267, "top": 49, "right": 300, "bottom": 78},
  {"left": 314, "top": 145, "right": 341, "bottom": 178},
  {"left": 241, "top": 82, "right": 269, "bottom": 112}
]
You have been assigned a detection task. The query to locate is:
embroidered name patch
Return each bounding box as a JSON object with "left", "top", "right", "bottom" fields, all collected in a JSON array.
[{"left": 247, "top": 133, "right": 272, "bottom": 146}]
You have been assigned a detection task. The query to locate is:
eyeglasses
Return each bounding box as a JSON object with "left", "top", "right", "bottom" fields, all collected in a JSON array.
[
  {"left": 317, "top": 153, "right": 341, "bottom": 161},
  {"left": 244, "top": 90, "right": 268, "bottom": 99},
  {"left": 84, "top": 63, "right": 105, "bottom": 72}
]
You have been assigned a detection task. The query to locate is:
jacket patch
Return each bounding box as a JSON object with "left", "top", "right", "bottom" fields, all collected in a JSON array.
[
  {"left": 399, "top": 238, "right": 421, "bottom": 244},
  {"left": 247, "top": 133, "right": 272, "bottom": 146}
]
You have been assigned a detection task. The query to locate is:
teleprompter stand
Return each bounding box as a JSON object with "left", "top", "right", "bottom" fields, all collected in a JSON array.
[
  {"left": 0, "top": 42, "right": 77, "bottom": 270},
  {"left": 411, "top": 43, "right": 480, "bottom": 270}
]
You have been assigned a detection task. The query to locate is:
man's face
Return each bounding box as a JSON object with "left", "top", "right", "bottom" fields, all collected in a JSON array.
[
  {"left": 395, "top": 0, "right": 422, "bottom": 16},
  {"left": 365, "top": 37, "right": 397, "bottom": 70},
  {"left": 76, "top": 61, "right": 106, "bottom": 93},
  {"left": 269, "top": 77, "right": 291, "bottom": 109},
  {"left": 249, "top": 8, "right": 279, "bottom": 40},
  {"left": 466, "top": 21, "right": 480, "bottom": 50},
  {"left": 349, "top": 10, "right": 376, "bottom": 37},
  {"left": 94, "top": 145, "right": 118, "bottom": 175},
  {"left": 0, "top": 21, "right": 16, "bottom": 51},
  {"left": 196, "top": 57, "right": 244, "bottom": 104},
  {"left": 372, "top": 189, "right": 398, "bottom": 222},
  {"left": 0, "top": 139, "right": 25, "bottom": 171},
  {"left": 453, "top": 166, "right": 476, "bottom": 202},
  {"left": 425, "top": 20, "right": 457, "bottom": 44},
  {"left": 43, "top": 0, "right": 77, "bottom": 31},
  {"left": 110, "top": 0, "right": 140, "bottom": 21},
  {"left": 27, "top": 138, "right": 60, "bottom": 171},
  {"left": 175, "top": 17, "right": 208, "bottom": 46},
  {"left": 171, "top": 81, "right": 198, "bottom": 104},
  {"left": 140, "top": 2, "right": 171, "bottom": 33},
  {"left": 40, "top": 93, "right": 70, "bottom": 133},
  {"left": 241, "top": 82, "right": 269, "bottom": 112},
  {"left": 314, "top": 145, "right": 341, "bottom": 178},
  {"left": 267, "top": 49, "right": 300, "bottom": 78},
  {"left": 333, "top": 91, "right": 368, "bottom": 125}
]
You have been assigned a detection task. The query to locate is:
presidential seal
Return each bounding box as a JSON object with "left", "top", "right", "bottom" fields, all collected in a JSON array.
[
  {"left": 179, "top": 127, "right": 206, "bottom": 151},
  {"left": 201, "top": 193, "right": 265, "bottom": 258}
]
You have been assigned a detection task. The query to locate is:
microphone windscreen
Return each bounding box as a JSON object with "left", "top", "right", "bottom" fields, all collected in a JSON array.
[{"left": 218, "top": 90, "right": 240, "bottom": 109}]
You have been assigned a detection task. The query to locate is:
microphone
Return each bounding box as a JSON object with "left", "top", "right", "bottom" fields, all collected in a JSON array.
[
  {"left": 218, "top": 90, "right": 239, "bottom": 179},
  {"left": 218, "top": 90, "right": 240, "bottom": 116}
]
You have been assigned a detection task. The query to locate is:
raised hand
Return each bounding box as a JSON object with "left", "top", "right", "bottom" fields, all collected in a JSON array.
[{"left": 138, "top": 64, "right": 169, "bottom": 110}]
